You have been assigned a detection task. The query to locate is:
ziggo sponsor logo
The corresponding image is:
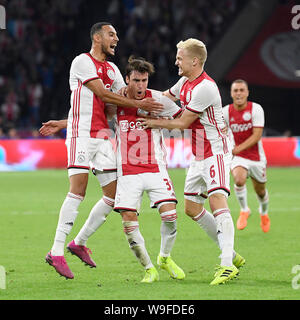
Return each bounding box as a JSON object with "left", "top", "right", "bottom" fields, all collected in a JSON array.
[
  {"left": 230, "top": 123, "right": 252, "bottom": 133},
  {"left": 119, "top": 120, "right": 144, "bottom": 132}
]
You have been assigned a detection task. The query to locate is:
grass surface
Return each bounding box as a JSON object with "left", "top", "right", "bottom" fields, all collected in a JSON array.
[{"left": 0, "top": 168, "right": 300, "bottom": 300}]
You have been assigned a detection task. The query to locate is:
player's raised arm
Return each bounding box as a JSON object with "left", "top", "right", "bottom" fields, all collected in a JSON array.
[
  {"left": 138, "top": 108, "right": 199, "bottom": 130},
  {"left": 39, "top": 119, "right": 67, "bottom": 136},
  {"left": 162, "top": 89, "right": 178, "bottom": 102},
  {"left": 85, "top": 79, "right": 163, "bottom": 113}
]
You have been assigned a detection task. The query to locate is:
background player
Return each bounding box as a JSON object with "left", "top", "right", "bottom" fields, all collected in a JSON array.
[
  {"left": 44, "top": 22, "right": 162, "bottom": 279},
  {"left": 223, "top": 79, "right": 270, "bottom": 232},
  {"left": 139, "top": 38, "right": 245, "bottom": 285},
  {"left": 113, "top": 56, "right": 184, "bottom": 283}
]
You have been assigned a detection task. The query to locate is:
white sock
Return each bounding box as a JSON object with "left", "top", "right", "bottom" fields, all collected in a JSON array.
[
  {"left": 234, "top": 184, "right": 249, "bottom": 212},
  {"left": 159, "top": 210, "right": 177, "bottom": 257},
  {"left": 213, "top": 209, "right": 235, "bottom": 267},
  {"left": 123, "top": 221, "right": 153, "bottom": 269},
  {"left": 74, "top": 196, "right": 114, "bottom": 246},
  {"left": 192, "top": 208, "right": 220, "bottom": 249},
  {"left": 257, "top": 189, "right": 269, "bottom": 215},
  {"left": 51, "top": 192, "right": 83, "bottom": 256}
]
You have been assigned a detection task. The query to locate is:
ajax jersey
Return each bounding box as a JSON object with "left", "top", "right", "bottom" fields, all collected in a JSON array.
[
  {"left": 116, "top": 89, "right": 181, "bottom": 176},
  {"left": 67, "top": 53, "right": 125, "bottom": 139},
  {"left": 223, "top": 101, "right": 266, "bottom": 162},
  {"left": 169, "top": 72, "right": 229, "bottom": 160}
]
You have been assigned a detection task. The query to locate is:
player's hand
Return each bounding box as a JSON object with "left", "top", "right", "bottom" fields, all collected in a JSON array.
[
  {"left": 232, "top": 146, "right": 241, "bottom": 155},
  {"left": 221, "top": 125, "right": 228, "bottom": 135},
  {"left": 118, "top": 86, "right": 128, "bottom": 97},
  {"left": 137, "top": 117, "right": 155, "bottom": 129},
  {"left": 39, "top": 120, "right": 66, "bottom": 136},
  {"left": 138, "top": 97, "right": 163, "bottom": 114}
]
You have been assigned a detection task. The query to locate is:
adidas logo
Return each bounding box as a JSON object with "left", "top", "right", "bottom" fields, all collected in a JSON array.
[
  {"left": 220, "top": 269, "right": 233, "bottom": 278},
  {"left": 211, "top": 179, "right": 217, "bottom": 185},
  {"left": 65, "top": 222, "right": 74, "bottom": 226}
]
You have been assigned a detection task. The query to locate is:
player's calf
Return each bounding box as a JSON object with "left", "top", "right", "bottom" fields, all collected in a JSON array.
[
  {"left": 122, "top": 219, "right": 154, "bottom": 273},
  {"left": 159, "top": 209, "right": 177, "bottom": 257}
]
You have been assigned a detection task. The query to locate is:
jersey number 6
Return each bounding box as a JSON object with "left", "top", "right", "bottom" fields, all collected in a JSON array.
[{"left": 210, "top": 165, "right": 216, "bottom": 178}]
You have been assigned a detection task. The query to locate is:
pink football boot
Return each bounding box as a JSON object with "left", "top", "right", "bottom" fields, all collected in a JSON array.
[
  {"left": 67, "top": 240, "right": 96, "bottom": 268},
  {"left": 45, "top": 252, "right": 74, "bottom": 279}
]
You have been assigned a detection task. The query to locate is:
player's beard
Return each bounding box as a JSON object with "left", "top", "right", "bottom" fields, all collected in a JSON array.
[{"left": 101, "top": 44, "right": 114, "bottom": 58}]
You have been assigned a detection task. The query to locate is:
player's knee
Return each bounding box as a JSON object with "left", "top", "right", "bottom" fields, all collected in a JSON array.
[
  {"left": 234, "top": 177, "right": 246, "bottom": 187},
  {"left": 209, "top": 192, "right": 228, "bottom": 213},
  {"left": 69, "top": 186, "right": 87, "bottom": 198},
  {"left": 184, "top": 199, "right": 203, "bottom": 218},
  {"left": 121, "top": 211, "right": 138, "bottom": 224},
  {"left": 101, "top": 179, "right": 117, "bottom": 199},
  {"left": 69, "top": 173, "right": 88, "bottom": 197},
  {"left": 256, "top": 188, "right": 266, "bottom": 199},
  {"left": 184, "top": 206, "right": 194, "bottom": 217}
]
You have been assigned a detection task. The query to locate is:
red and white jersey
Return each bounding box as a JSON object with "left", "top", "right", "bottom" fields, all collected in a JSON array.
[
  {"left": 116, "top": 89, "right": 181, "bottom": 176},
  {"left": 67, "top": 53, "right": 125, "bottom": 139},
  {"left": 223, "top": 101, "right": 266, "bottom": 162},
  {"left": 169, "top": 72, "right": 229, "bottom": 160}
]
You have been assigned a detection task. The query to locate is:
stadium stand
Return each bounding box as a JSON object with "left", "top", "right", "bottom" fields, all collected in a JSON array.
[{"left": 0, "top": 0, "right": 245, "bottom": 138}]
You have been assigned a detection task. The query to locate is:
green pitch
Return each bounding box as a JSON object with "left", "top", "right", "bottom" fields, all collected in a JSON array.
[{"left": 0, "top": 167, "right": 300, "bottom": 300}]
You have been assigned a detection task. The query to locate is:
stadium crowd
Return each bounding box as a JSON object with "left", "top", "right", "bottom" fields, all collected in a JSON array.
[{"left": 0, "top": 0, "right": 240, "bottom": 138}]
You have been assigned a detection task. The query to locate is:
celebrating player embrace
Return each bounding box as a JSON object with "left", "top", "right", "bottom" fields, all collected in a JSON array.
[{"left": 42, "top": 22, "right": 162, "bottom": 279}]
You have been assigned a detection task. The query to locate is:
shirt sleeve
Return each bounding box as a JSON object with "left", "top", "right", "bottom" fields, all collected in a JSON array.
[
  {"left": 186, "top": 80, "right": 220, "bottom": 113},
  {"left": 252, "top": 103, "right": 265, "bottom": 127},
  {"left": 70, "top": 54, "right": 100, "bottom": 84},
  {"left": 168, "top": 77, "right": 187, "bottom": 99},
  {"left": 109, "top": 62, "right": 126, "bottom": 93},
  {"left": 150, "top": 90, "right": 182, "bottom": 118}
]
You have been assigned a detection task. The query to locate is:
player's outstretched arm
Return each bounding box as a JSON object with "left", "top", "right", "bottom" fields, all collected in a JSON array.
[
  {"left": 138, "top": 109, "right": 199, "bottom": 130},
  {"left": 85, "top": 79, "right": 163, "bottom": 113},
  {"left": 39, "top": 119, "right": 67, "bottom": 136},
  {"left": 162, "top": 90, "right": 178, "bottom": 102}
]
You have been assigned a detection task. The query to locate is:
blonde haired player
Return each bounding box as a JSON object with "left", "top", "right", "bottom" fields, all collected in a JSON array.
[
  {"left": 139, "top": 38, "right": 245, "bottom": 285},
  {"left": 223, "top": 79, "right": 270, "bottom": 232}
]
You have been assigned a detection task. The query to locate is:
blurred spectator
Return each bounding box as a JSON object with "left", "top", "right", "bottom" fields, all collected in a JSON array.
[
  {"left": 0, "top": 0, "right": 244, "bottom": 138},
  {"left": 0, "top": 127, "right": 5, "bottom": 138},
  {"left": 7, "top": 126, "right": 19, "bottom": 139},
  {"left": 1, "top": 90, "right": 20, "bottom": 124},
  {"left": 27, "top": 79, "right": 43, "bottom": 127}
]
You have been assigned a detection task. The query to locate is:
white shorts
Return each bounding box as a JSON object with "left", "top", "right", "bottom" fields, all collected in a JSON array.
[
  {"left": 184, "top": 154, "right": 231, "bottom": 204},
  {"left": 114, "top": 166, "right": 177, "bottom": 213},
  {"left": 65, "top": 137, "right": 117, "bottom": 180},
  {"left": 231, "top": 156, "right": 267, "bottom": 183}
]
